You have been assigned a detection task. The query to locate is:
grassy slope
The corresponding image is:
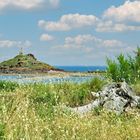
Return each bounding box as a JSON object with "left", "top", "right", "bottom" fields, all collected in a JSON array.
[
  {"left": 0, "top": 54, "right": 55, "bottom": 71},
  {"left": 0, "top": 79, "right": 140, "bottom": 139}
]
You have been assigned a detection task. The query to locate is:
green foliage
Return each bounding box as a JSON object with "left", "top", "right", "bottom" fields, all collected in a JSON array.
[
  {"left": 87, "top": 77, "right": 106, "bottom": 92},
  {"left": 117, "top": 54, "right": 132, "bottom": 82},
  {"left": 0, "top": 81, "right": 19, "bottom": 92},
  {"left": 107, "top": 47, "right": 140, "bottom": 83},
  {"left": 135, "top": 47, "right": 140, "bottom": 77},
  {"left": 106, "top": 58, "right": 119, "bottom": 82}
]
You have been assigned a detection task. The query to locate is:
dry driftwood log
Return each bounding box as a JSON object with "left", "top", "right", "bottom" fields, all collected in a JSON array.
[{"left": 69, "top": 82, "right": 140, "bottom": 114}]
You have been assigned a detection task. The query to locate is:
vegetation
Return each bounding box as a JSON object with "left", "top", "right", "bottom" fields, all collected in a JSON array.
[
  {"left": 0, "top": 81, "right": 19, "bottom": 92},
  {"left": 0, "top": 79, "right": 139, "bottom": 139},
  {"left": 107, "top": 47, "right": 140, "bottom": 83},
  {"left": 132, "top": 80, "right": 140, "bottom": 96}
]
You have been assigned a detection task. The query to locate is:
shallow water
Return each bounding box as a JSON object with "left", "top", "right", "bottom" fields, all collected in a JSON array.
[{"left": 0, "top": 75, "right": 95, "bottom": 84}]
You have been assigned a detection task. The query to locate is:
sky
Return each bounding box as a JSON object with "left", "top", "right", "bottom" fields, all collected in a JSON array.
[{"left": 0, "top": 0, "right": 140, "bottom": 66}]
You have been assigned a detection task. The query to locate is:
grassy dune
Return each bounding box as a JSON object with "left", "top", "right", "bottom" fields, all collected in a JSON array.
[{"left": 0, "top": 79, "right": 140, "bottom": 139}]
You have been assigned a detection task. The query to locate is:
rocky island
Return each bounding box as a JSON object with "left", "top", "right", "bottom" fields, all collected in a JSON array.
[{"left": 0, "top": 52, "right": 61, "bottom": 74}]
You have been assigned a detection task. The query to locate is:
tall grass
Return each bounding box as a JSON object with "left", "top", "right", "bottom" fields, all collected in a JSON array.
[
  {"left": 0, "top": 81, "right": 19, "bottom": 92},
  {"left": 29, "top": 77, "right": 105, "bottom": 107},
  {"left": 0, "top": 79, "right": 140, "bottom": 139}
]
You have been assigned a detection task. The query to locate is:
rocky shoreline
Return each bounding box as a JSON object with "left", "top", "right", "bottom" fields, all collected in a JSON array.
[{"left": 0, "top": 67, "right": 64, "bottom": 74}]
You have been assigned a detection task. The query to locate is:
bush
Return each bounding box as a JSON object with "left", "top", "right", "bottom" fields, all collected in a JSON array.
[{"left": 106, "top": 47, "right": 140, "bottom": 83}]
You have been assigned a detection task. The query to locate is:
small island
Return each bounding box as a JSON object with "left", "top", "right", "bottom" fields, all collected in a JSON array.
[{"left": 0, "top": 50, "right": 62, "bottom": 74}]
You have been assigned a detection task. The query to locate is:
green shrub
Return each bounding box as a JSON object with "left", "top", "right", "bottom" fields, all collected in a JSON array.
[
  {"left": 106, "top": 58, "right": 120, "bottom": 82},
  {"left": 106, "top": 47, "right": 140, "bottom": 83}
]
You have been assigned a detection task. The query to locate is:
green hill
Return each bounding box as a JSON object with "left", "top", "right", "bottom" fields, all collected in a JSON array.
[{"left": 0, "top": 53, "right": 57, "bottom": 74}]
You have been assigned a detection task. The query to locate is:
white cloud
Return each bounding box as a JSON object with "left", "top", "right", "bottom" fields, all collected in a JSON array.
[
  {"left": 39, "top": 12, "right": 140, "bottom": 33},
  {"left": 49, "top": 34, "right": 131, "bottom": 59},
  {"left": 38, "top": 13, "right": 98, "bottom": 31},
  {"left": 40, "top": 34, "right": 54, "bottom": 41},
  {"left": 96, "top": 20, "right": 140, "bottom": 32},
  {"left": 103, "top": 0, "right": 140, "bottom": 22},
  {"left": 98, "top": 0, "right": 140, "bottom": 32},
  {"left": 0, "top": 0, "right": 59, "bottom": 11},
  {"left": 0, "top": 40, "right": 32, "bottom": 48},
  {"left": 38, "top": 1, "right": 140, "bottom": 33},
  {"left": 64, "top": 34, "right": 135, "bottom": 57},
  {"left": 65, "top": 34, "right": 125, "bottom": 48},
  {"left": 102, "top": 40, "right": 124, "bottom": 47},
  {"left": 65, "top": 34, "right": 100, "bottom": 45},
  {"left": 38, "top": 20, "right": 70, "bottom": 31}
]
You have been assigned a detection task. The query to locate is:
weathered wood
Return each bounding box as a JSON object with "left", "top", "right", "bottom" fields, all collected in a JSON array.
[{"left": 70, "top": 82, "right": 140, "bottom": 114}]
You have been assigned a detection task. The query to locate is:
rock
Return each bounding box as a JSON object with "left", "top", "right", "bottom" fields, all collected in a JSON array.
[{"left": 70, "top": 81, "right": 140, "bottom": 115}]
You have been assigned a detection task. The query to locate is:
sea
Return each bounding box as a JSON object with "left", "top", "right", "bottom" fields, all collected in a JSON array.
[
  {"left": 0, "top": 66, "right": 106, "bottom": 83},
  {"left": 55, "top": 66, "right": 106, "bottom": 72}
]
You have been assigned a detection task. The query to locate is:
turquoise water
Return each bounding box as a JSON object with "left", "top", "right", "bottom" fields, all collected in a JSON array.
[
  {"left": 56, "top": 66, "right": 106, "bottom": 72},
  {"left": 0, "top": 75, "right": 94, "bottom": 84}
]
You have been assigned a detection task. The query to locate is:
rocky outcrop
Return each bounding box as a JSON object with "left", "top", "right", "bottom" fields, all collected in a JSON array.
[{"left": 70, "top": 82, "right": 140, "bottom": 114}]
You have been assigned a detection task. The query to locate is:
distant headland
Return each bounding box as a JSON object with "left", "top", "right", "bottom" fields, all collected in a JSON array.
[{"left": 0, "top": 50, "right": 62, "bottom": 74}]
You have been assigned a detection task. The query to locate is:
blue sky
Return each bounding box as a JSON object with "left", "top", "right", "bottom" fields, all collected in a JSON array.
[{"left": 0, "top": 0, "right": 140, "bottom": 66}]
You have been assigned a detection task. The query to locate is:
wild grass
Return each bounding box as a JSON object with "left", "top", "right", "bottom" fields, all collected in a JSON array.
[
  {"left": 0, "top": 78, "right": 140, "bottom": 139},
  {"left": 0, "top": 81, "right": 19, "bottom": 92},
  {"left": 132, "top": 80, "right": 140, "bottom": 96}
]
